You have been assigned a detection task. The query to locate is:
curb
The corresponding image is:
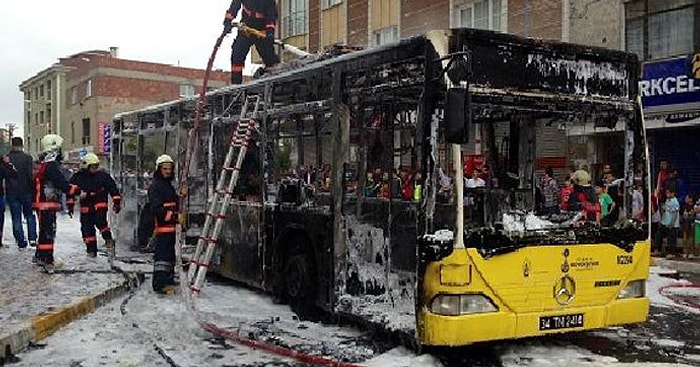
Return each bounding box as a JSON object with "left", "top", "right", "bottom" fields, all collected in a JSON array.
[
  {"left": 0, "top": 272, "right": 141, "bottom": 363},
  {"left": 652, "top": 257, "right": 700, "bottom": 275}
]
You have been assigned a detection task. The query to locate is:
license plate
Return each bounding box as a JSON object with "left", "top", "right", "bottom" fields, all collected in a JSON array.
[{"left": 539, "top": 313, "right": 584, "bottom": 331}]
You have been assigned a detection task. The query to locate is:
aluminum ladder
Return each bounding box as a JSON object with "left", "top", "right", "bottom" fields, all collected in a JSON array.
[{"left": 187, "top": 95, "right": 262, "bottom": 295}]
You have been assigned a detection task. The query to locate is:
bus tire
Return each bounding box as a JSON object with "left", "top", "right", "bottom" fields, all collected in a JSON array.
[{"left": 284, "top": 253, "right": 313, "bottom": 306}]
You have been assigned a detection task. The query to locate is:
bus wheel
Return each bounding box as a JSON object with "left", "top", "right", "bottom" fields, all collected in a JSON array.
[{"left": 284, "top": 254, "right": 312, "bottom": 303}]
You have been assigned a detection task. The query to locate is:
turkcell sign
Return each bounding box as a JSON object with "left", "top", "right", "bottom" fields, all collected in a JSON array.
[{"left": 640, "top": 52, "right": 700, "bottom": 114}]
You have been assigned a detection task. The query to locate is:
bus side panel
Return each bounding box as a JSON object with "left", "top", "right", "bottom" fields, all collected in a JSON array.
[
  {"left": 215, "top": 203, "right": 264, "bottom": 288},
  {"left": 337, "top": 199, "right": 417, "bottom": 335}
]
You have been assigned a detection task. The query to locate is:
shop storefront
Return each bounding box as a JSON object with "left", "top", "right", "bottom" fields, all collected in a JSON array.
[{"left": 642, "top": 52, "right": 700, "bottom": 196}]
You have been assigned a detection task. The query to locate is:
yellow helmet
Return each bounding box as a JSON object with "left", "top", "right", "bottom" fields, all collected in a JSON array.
[
  {"left": 81, "top": 153, "right": 100, "bottom": 170},
  {"left": 41, "top": 134, "right": 63, "bottom": 153},
  {"left": 155, "top": 154, "right": 174, "bottom": 169}
]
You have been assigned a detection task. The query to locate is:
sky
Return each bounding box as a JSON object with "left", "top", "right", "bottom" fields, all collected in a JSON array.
[{"left": 0, "top": 0, "right": 251, "bottom": 136}]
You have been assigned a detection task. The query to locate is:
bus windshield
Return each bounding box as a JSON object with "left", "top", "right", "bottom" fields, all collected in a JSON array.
[{"left": 445, "top": 113, "right": 649, "bottom": 256}]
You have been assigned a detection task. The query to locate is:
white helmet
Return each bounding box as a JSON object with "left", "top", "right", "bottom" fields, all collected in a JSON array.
[
  {"left": 155, "top": 154, "right": 174, "bottom": 169},
  {"left": 41, "top": 134, "right": 63, "bottom": 153},
  {"left": 81, "top": 153, "right": 100, "bottom": 170}
]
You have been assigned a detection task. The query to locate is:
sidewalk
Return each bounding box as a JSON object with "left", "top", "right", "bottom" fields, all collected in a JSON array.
[
  {"left": 0, "top": 214, "right": 143, "bottom": 363},
  {"left": 652, "top": 256, "right": 700, "bottom": 275}
]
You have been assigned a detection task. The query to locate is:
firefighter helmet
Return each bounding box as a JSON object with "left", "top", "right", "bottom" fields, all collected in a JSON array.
[
  {"left": 81, "top": 153, "right": 100, "bottom": 170},
  {"left": 155, "top": 154, "right": 174, "bottom": 168},
  {"left": 41, "top": 134, "right": 63, "bottom": 153}
]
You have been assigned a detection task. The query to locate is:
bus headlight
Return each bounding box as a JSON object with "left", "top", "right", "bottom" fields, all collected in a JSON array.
[
  {"left": 617, "top": 280, "right": 646, "bottom": 299},
  {"left": 430, "top": 294, "right": 498, "bottom": 316}
]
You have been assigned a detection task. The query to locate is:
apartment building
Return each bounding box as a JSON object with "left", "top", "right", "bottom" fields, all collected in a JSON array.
[
  {"left": 18, "top": 63, "right": 72, "bottom": 156},
  {"left": 19, "top": 48, "right": 229, "bottom": 161},
  {"left": 272, "top": 0, "right": 566, "bottom": 58}
]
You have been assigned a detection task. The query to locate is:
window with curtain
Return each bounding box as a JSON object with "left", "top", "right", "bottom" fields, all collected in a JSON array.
[
  {"left": 322, "top": 0, "right": 342, "bottom": 10},
  {"left": 283, "top": 0, "right": 307, "bottom": 37},
  {"left": 625, "top": 0, "right": 697, "bottom": 61},
  {"left": 373, "top": 26, "right": 398, "bottom": 46},
  {"left": 647, "top": 7, "right": 694, "bottom": 59},
  {"left": 455, "top": 0, "right": 502, "bottom": 31}
]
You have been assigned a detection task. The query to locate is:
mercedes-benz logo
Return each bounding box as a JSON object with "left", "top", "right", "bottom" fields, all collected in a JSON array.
[{"left": 553, "top": 275, "right": 576, "bottom": 305}]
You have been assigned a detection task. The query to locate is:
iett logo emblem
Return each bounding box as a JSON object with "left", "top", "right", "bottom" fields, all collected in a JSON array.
[{"left": 692, "top": 52, "right": 700, "bottom": 79}]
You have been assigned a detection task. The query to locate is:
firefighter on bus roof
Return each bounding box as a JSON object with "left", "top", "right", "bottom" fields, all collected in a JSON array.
[
  {"left": 149, "top": 154, "right": 180, "bottom": 294},
  {"left": 33, "top": 134, "right": 79, "bottom": 272},
  {"left": 69, "top": 153, "right": 121, "bottom": 258},
  {"left": 223, "top": 0, "right": 279, "bottom": 84}
]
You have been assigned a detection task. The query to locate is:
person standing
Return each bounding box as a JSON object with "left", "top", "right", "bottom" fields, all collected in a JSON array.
[
  {"left": 559, "top": 177, "right": 574, "bottom": 212},
  {"left": 33, "top": 134, "right": 79, "bottom": 272},
  {"left": 538, "top": 167, "right": 559, "bottom": 216},
  {"left": 6, "top": 137, "right": 37, "bottom": 249},
  {"left": 597, "top": 184, "right": 616, "bottom": 226},
  {"left": 223, "top": 0, "right": 279, "bottom": 84},
  {"left": 657, "top": 188, "right": 680, "bottom": 258},
  {"left": 69, "top": 153, "right": 122, "bottom": 258},
  {"left": 149, "top": 154, "right": 180, "bottom": 293},
  {"left": 0, "top": 154, "right": 18, "bottom": 247},
  {"left": 681, "top": 194, "right": 695, "bottom": 259}
]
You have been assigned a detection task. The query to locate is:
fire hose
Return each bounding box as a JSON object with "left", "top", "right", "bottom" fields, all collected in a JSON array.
[{"left": 173, "top": 27, "right": 366, "bottom": 367}]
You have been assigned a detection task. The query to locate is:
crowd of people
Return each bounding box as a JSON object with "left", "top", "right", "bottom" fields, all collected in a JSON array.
[
  {"left": 651, "top": 159, "right": 700, "bottom": 259},
  {"left": 534, "top": 164, "right": 629, "bottom": 226},
  {"left": 0, "top": 136, "right": 124, "bottom": 274}
]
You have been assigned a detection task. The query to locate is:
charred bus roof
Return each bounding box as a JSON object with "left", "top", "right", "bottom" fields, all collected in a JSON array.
[{"left": 113, "top": 28, "right": 639, "bottom": 127}]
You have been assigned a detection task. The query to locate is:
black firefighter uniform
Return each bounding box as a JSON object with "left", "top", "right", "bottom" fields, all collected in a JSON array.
[
  {"left": 33, "top": 157, "right": 78, "bottom": 264},
  {"left": 70, "top": 169, "right": 121, "bottom": 255},
  {"left": 148, "top": 171, "right": 179, "bottom": 292}
]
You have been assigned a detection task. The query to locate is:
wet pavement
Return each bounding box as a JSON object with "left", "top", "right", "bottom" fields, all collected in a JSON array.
[{"left": 5, "top": 214, "right": 700, "bottom": 366}]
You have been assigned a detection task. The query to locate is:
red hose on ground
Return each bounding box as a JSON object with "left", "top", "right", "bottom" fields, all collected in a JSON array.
[
  {"left": 198, "top": 321, "right": 368, "bottom": 367},
  {"left": 658, "top": 284, "right": 700, "bottom": 312}
]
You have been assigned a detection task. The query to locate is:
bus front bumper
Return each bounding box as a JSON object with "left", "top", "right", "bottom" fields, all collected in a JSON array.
[{"left": 420, "top": 297, "right": 649, "bottom": 346}]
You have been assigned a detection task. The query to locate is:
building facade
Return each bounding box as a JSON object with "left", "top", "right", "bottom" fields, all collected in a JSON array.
[
  {"left": 19, "top": 48, "right": 229, "bottom": 161},
  {"left": 624, "top": 0, "right": 700, "bottom": 196},
  {"left": 272, "top": 0, "right": 565, "bottom": 57},
  {"left": 18, "top": 63, "right": 72, "bottom": 155}
]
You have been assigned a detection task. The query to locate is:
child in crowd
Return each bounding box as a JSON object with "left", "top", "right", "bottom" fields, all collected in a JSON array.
[
  {"left": 597, "top": 183, "right": 615, "bottom": 226},
  {"left": 559, "top": 178, "right": 573, "bottom": 212},
  {"left": 681, "top": 194, "right": 696, "bottom": 259},
  {"left": 657, "top": 188, "right": 680, "bottom": 257},
  {"left": 632, "top": 184, "right": 645, "bottom": 222}
]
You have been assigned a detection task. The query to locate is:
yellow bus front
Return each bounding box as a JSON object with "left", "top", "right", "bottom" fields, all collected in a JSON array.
[{"left": 418, "top": 240, "right": 650, "bottom": 346}]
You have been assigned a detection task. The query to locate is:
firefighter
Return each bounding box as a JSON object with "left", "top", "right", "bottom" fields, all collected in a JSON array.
[
  {"left": 149, "top": 154, "right": 180, "bottom": 293},
  {"left": 223, "top": 0, "right": 279, "bottom": 84},
  {"left": 33, "top": 134, "right": 79, "bottom": 272},
  {"left": 69, "top": 153, "right": 121, "bottom": 258}
]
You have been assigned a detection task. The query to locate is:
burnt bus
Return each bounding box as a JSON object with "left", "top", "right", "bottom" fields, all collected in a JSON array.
[{"left": 112, "top": 28, "right": 649, "bottom": 347}]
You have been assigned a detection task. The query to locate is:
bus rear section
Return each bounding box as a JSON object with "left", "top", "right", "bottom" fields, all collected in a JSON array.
[{"left": 415, "top": 29, "right": 649, "bottom": 346}]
